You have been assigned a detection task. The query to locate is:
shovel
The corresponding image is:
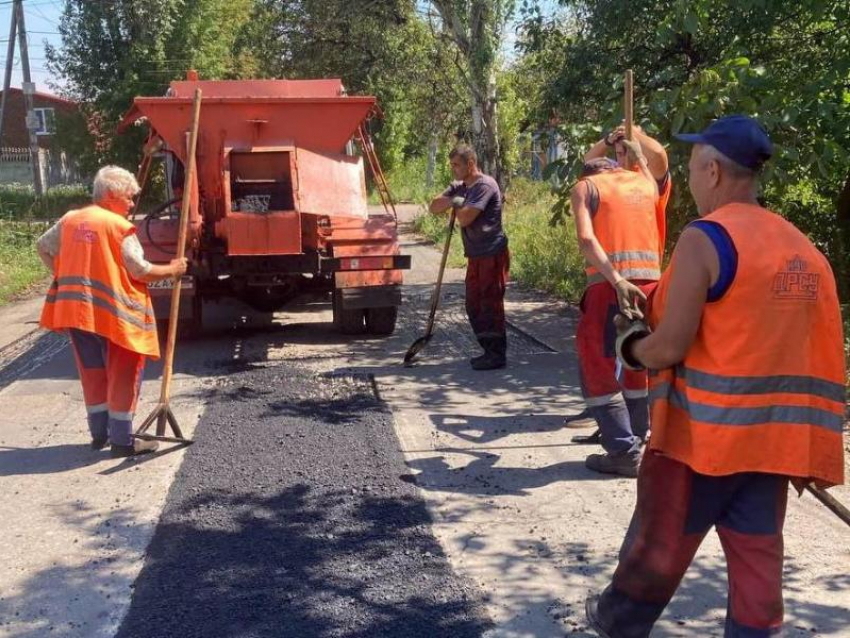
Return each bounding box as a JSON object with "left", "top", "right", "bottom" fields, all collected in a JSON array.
[{"left": 403, "top": 208, "right": 457, "bottom": 364}]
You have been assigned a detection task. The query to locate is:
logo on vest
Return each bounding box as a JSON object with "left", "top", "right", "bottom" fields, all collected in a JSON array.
[
  {"left": 73, "top": 222, "right": 97, "bottom": 244},
  {"left": 773, "top": 255, "right": 819, "bottom": 301},
  {"left": 624, "top": 187, "right": 650, "bottom": 206}
]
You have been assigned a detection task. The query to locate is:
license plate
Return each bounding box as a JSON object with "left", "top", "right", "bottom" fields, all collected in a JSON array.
[{"left": 148, "top": 276, "right": 194, "bottom": 291}]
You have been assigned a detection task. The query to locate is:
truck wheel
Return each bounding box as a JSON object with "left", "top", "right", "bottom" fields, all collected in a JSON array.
[
  {"left": 333, "top": 290, "right": 365, "bottom": 334},
  {"left": 179, "top": 294, "right": 203, "bottom": 338},
  {"left": 365, "top": 307, "right": 397, "bottom": 335}
]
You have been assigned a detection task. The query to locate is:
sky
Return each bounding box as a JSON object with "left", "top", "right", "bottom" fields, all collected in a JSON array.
[
  {"left": 0, "top": 0, "right": 564, "bottom": 96},
  {"left": 0, "top": 0, "right": 63, "bottom": 94}
]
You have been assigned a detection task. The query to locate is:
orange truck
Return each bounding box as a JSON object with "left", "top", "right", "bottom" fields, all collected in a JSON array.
[{"left": 119, "top": 74, "right": 410, "bottom": 335}]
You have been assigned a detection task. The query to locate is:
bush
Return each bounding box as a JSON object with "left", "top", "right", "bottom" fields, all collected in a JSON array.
[
  {"left": 0, "top": 220, "right": 49, "bottom": 303},
  {"left": 0, "top": 183, "right": 90, "bottom": 220},
  {"left": 0, "top": 184, "right": 89, "bottom": 305},
  {"left": 369, "top": 154, "right": 452, "bottom": 206}
]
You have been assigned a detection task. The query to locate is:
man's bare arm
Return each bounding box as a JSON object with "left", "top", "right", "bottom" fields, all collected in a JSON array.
[
  {"left": 634, "top": 127, "right": 669, "bottom": 181},
  {"left": 631, "top": 228, "right": 717, "bottom": 368},
  {"left": 456, "top": 206, "right": 481, "bottom": 227},
  {"left": 572, "top": 181, "right": 620, "bottom": 286},
  {"left": 429, "top": 196, "right": 453, "bottom": 214},
  {"left": 583, "top": 137, "right": 610, "bottom": 162}
]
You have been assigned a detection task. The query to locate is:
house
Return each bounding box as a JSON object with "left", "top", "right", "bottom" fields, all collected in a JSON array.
[
  {"left": 0, "top": 88, "right": 79, "bottom": 187},
  {"left": 0, "top": 87, "right": 75, "bottom": 147}
]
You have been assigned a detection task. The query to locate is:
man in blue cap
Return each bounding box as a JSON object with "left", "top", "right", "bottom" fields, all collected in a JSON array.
[{"left": 585, "top": 115, "right": 846, "bottom": 637}]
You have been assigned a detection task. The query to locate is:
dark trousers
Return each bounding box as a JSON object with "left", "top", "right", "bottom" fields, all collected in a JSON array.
[
  {"left": 465, "top": 249, "right": 510, "bottom": 358},
  {"left": 597, "top": 450, "right": 788, "bottom": 637}
]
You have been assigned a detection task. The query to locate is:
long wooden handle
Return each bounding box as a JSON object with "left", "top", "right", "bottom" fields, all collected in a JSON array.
[
  {"left": 424, "top": 209, "right": 456, "bottom": 336},
  {"left": 806, "top": 483, "right": 850, "bottom": 528},
  {"left": 159, "top": 88, "right": 202, "bottom": 404},
  {"left": 624, "top": 69, "right": 634, "bottom": 141}
]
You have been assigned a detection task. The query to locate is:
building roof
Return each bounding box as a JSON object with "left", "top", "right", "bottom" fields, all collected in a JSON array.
[{"left": 0, "top": 87, "right": 76, "bottom": 106}]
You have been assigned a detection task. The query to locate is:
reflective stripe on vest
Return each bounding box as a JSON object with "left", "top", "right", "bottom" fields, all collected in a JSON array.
[
  {"left": 50, "top": 277, "right": 155, "bottom": 319},
  {"left": 649, "top": 367, "right": 844, "bottom": 433},
  {"left": 646, "top": 204, "right": 845, "bottom": 487},
  {"left": 46, "top": 290, "right": 156, "bottom": 332},
  {"left": 583, "top": 170, "right": 661, "bottom": 285},
  {"left": 39, "top": 205, "right": 160, "bottom": 359}
]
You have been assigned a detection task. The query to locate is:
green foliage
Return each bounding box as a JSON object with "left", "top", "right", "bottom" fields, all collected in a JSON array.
[
  {"left": 0, "top": 221, "right": 50, "bottom": 303},
  {"left": 46, "top": 0, "right": 258, "bottom": 172},
  {"left": 371, "top": 155, "right": 453, "bottom": 206},
  {"left": 245, "top": 1, "right": 467, "bottom": 174},
  {"left": 0, "top": 184, "right": 90, "bottom": 220},
  {"left": 519, "top": 0, "right": 850, "bottom": 288}
]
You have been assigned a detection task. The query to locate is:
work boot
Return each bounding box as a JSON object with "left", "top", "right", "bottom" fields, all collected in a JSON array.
[
  {"left": 585, "top": 592, "right": 613, "bottom": 638},
  {"left": 469, "top": 352, "right": 488, "bottom": 366},
  {"left": 471, "top": 352, "right": 506, "bottom": 370},
  {"left": 585, "top": 451, "right": 640, "bottom": 478},
  {"left": 111, "top": 438, "right": 159, "bottom": 459},
  {"left": 91, "top": 436, "right": 109, "bottom": 451}
]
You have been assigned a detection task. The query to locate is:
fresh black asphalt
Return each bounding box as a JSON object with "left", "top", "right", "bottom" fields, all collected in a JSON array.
[{"left": 115, "top": 351, "right": 491, "bottom": 638}]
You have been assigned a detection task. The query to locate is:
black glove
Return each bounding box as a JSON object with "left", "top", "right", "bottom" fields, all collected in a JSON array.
[{"left": 614, "top": 313, "right": 651, "bottom": 371}]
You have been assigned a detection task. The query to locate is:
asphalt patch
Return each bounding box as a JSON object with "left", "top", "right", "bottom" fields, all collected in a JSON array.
[{"left": 116, "top": 358, "right": 491, "bottom": 638}]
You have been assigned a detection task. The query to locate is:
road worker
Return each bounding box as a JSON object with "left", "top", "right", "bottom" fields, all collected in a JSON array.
[
  {"left": 37, "top": 166, "right": 187, "bottom": 458},
  {"left": 586, "top": 115, "right": 846, "bottom": 637},
  {"left": 571, "top": 125, "right": 671, "bottom": 476},
  {"left": 429, "top": 145, "right": 510, "bottom": 370}
]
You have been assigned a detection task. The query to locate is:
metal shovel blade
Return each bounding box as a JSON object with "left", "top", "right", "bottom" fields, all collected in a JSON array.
[
  {"left": 402, "top": 209, "right": 456, "bottom": 367},
  {"left": 403, "top": 333, "right": 432, "bottom": 365}
]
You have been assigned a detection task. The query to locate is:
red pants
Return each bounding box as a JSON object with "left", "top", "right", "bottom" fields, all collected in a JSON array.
[
  {"left": 576, "top": 281, "right": 657, "bottom": 403},
  {"left": 465, "top": 249, "right": 510, "bottom": 357},
  {"left": 597, "top": 450, "right": 788, "bottom": 637},
  {"left": 69, "top": 329, "right": 146, "bottom": 447}
]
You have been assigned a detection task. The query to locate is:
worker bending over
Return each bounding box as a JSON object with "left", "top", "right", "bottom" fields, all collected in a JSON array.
[
  {"left": 430, "top": 145, "right": 510, "bottom": 370},
  {"left": 586, "top": 115, "right": 845, "bottom": 637},
  {"left": 571, "top": 125, "right": 671, "bottom": 477},
  {"left": 37, "top": 166, "right": 187, "bottom": 457}
]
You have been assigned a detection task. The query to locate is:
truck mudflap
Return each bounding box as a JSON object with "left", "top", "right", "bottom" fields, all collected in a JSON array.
[
  {"left": 337, "top": 284, "right": 402, "bottom": 310},
  {"left": 321, "top": 255, "right": 411, "bottom": 273}
]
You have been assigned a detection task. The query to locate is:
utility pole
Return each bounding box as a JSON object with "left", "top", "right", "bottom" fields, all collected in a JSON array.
[
  {"left": 13, "top": 1, "right": 44, "bottom": 194},
  {"left": 0, "top": 6, "right": 18, "bottom": 145}
]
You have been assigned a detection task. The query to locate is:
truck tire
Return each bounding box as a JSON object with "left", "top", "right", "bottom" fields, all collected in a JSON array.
[
  {"left": 365, "top": 306, "right": 397, "bottom": 335},
  {"left": 333, "top": 291, "right": 365, "bottom": 334}
]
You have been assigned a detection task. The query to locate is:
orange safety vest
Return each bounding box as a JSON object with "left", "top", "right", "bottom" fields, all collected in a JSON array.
[
  {"left": 648, "top": 203, "right": 845, "bottom": 487},
  {"left": 583, "top": 169, "right": 662, "bottom": 285},
  {"left": 40, "top": 205, "right": 160, "bottom": 359}
]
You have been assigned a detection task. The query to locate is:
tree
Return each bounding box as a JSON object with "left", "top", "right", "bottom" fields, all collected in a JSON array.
[
  {"left": 45, "top": 0, "right": 256, "bottom": 170},
  {"left": 429, "top": 1, "right": 516, "bottom": 186},
  {"left": 519, "top": 0, "right": 850, "bottom": 293},
  {"left": 244, "top": 0, "right": 467, "bottom": 175}
]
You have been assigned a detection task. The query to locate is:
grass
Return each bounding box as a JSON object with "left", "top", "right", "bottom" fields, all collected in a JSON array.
[
  {"left": 0, "top": 220, "right": 49, "bottom": 304},
  {"left": 0, "top": 184, "right": 89, "bottom": 305},
  {"left": 369, "top": 155, "right": 452, "bottom": 206},
  {"left": 0, "top": 183, "right": 90, "bottom": 220},
  {"left": 414, "top": 176, "right": 587, "bottom": 302}
]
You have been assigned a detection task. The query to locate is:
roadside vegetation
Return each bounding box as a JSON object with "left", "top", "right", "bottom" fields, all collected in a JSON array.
[{"left": 0, "top": 184, "right": 88, "bottom": 303}]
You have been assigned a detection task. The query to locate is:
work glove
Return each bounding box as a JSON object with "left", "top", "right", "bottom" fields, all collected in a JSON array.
[
  {"left": 614, "top": 313, "right": 651, "bottom": 371},
  {"left": 451, "top": 196, "right": 465, "bottom": 209},
  {"left": 613, "top": 279, "right": 647, "bottom": 320}
]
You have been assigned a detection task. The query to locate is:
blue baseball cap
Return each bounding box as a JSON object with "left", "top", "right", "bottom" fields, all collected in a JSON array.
[{"left": 675, "top": 115, "right": 773, "bottom": 170}]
